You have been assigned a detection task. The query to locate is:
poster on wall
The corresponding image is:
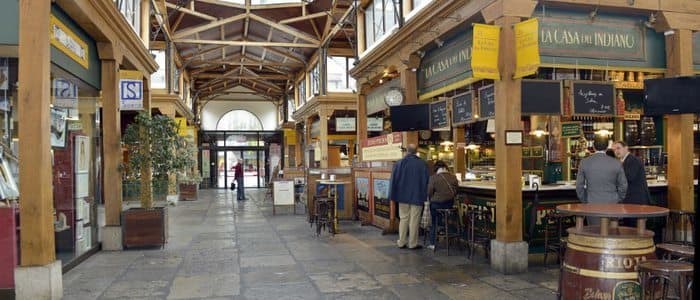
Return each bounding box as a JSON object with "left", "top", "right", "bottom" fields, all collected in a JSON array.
[
  {"left": 75, "top": 136, "right": 90, "bottom": 173},
  {"left": 53, "top": 78, "right": 78, "bottom": 108},
  {"left": 119, "top": 70, "right": 144, "bottom": 111},
  {"left": 50, "top": 108, "right": 67, "bottom": 148},
  {"left": 355, "top": 177, "right": 369, "bottom": 212},
  {"left": 373, "top": 178, "right": 390, "bottom": 218},
  {"left": 75, "top": 174, "right": 88, "bottom": 201}
]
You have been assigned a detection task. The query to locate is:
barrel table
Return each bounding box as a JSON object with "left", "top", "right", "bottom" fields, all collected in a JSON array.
[{"left": 556, "top": 203, "right": 669, "bottom": 300}]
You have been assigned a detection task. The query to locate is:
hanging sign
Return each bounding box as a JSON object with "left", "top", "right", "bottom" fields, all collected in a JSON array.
[
  {"left": 119, "top": 70, "right": 143, "bottom": 111},
  {"left": 471, "top": 24, "right": 501, "bottom": 80},
  {"left": 361, "top": 133, "right": 403, "bottom": 162},
  {"left": 367, "top": 117, "right": 384, "bottom": 132},
  {"left": 561, "top": 122, "right": 582, "bottom": 137},
  {"left": 335, "top": 117, "right": 356, "bottom": 132},
  {"left": 514, "top": 18, "right": 540, "bottom": 79},
  {"left": 452, "top": 92, "right": 473, "bottom": 125},
  {"left": 53, "top": 78, "right": 79, "bottom": 108},
  {"left": 478, "top": 84, "right": 495, "bottom": 119},
  {"left": 175, "top": 117, "right": 188, "bottom": 136},
  {"left": 572, "top": 82, "right": 615, "bottom": 115},
  {"left": 50, "top": 15, "right": 89, "bottom": 69}
]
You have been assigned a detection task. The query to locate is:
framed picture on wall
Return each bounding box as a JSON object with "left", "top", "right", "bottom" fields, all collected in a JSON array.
[
  {"left": 75, "top": 136, "right": 90, "bottom": 173},
  {"left": 50, "top": 108, "right": 67, "bottom": 148}
]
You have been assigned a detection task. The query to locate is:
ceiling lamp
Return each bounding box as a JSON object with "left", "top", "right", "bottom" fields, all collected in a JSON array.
[
  {"left": 465, "top": 142, "right": 480, "bottom": 150},
  {"left": 529, "top": 126, "right": 549, "bottom": 137},
  {"left": 595, "top": 128, "right": 613, "bottom": 136}
]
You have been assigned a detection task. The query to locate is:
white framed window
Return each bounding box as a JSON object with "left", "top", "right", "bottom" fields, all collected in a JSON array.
[
  {"left": 287, "top": 97, "right": 295, "bottom": 121},
  {"left": 297, "top": 79, "right": 306, "bottom": 107},
  {"left": 407, "top": 0, "right": 433, "bottom": 20},
  {"left": 150, "top": 50, "right": 167, "bottom": 89},
  {"left": 115, "top": 0, "right": 141, "bottom": 35},
  {"left": 310, "top": 63, "right": 320, "bottom": 97},
  {"left": 327, "top": 56, "right": 356, "bottom": 92},
  {"left": 363, "top": 0, "right": 399, "bottom": 50}
]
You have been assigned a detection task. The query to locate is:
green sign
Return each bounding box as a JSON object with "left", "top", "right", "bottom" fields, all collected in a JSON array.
[
  {"left": 693, "top": 32, "right": 700, "bottom": 67},
  {"left": 418, "top": 30, "right": 473, "bottom": 95},
  {"left": 561, "top": 122, "right": 581, "bottom": 137},
  {"left": 613, "top": 281, "right": 641, "bottom": 300},
  {"left": 538, "top": 16, "right": 645, "bottom": 61}
]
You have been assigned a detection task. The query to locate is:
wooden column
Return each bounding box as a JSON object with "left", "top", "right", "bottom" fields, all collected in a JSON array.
[
  {"left": 319, "top": 110, "right": 330, "bottom": 168},
  {"left": 101, "top": 58, "right": 122, "bottom": 226},
  {"left": 494, "top": 16, "right": 524, "bottom": 242},
  {"left": 140, "top": 0, "right": 150, "bottom": 47},
  {"left": 357, "top": 93, "right": 367, "bottom": 162},
  {"left": 453, "top": 127, "right": 466, "bottom": 175},
  {"left": 664, "top": 27, "right": 695, "bottom": 211},
  {"left": 400, "top": 67, "right": 418, "bottom": 146},
  {"left": 356, "top": 9, "right": 366, "bottom": 54},
  {"left": 18, "top": 0, "right": 55, "bottom": 266}
]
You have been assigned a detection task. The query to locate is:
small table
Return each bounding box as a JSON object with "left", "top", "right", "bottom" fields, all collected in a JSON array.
[
  {"left": 317, "top": 180, "right": 349, "bottom": 234},
  {"left": 556, "top": 203, "right": 669, "bottom": 236}
]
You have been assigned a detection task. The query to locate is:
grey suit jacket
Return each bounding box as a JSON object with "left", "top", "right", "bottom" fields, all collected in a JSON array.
[{"left": 576, "top": 152, "right": 628, "bottom": 204}]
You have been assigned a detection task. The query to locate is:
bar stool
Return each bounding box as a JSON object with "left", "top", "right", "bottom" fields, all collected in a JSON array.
[
  {"left": 543, "top": 211, "right": 571, "bottom": 266},
  {"left": 433, "top": 207, "right": 462, "bottom": 255},
  {"left": 465, "top": 208, "right": 493, "bottom": 260},
  {"left": 313, "top": 196, "right": 334, "bottom": 236},
  {"left": 658, "top": 210, "right": 695, "bottom": 261},
  {"left": 638, "top": 260, "right": 693, "bottom": 300}
]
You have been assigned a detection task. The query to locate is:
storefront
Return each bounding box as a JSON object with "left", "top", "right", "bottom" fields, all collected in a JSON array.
[
  {"left": 0, "top": 0, "right": 156, "bottom": 297},
  {"left": 352, "top": 0, "right": 699, "bottom": 274}
]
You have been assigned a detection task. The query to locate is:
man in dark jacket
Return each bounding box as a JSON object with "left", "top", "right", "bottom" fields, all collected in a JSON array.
[
  {"left": 612, "top": 141, "right": 650, "bottom": 205},
  {"left": 389, "top": 144, "right": 429, "bottom": 249}
]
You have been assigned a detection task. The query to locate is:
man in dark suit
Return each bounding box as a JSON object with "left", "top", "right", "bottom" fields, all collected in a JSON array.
[
  {"left": 389, "top": 144, "right": 429, "bottom": 249},
  {"left": 612, "top": 141, "right": 650, "bottom": 205}
]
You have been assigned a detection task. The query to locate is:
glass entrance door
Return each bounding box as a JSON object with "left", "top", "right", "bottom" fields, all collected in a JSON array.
[{"left": 214, "top": 149, "right": 266, "bottom": 188}]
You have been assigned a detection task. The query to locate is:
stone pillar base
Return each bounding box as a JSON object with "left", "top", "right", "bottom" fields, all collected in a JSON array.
[
  {"left": 490, "top": 239, "right": 528, "bottom": 274},
  {"left": 14, "top": 260, "right": 62, "bottom": 300},
  {"left": 102, "top": 226, "right": 123, "bottom": 251}
]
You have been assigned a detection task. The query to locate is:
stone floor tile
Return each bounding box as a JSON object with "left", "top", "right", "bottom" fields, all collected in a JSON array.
[
  {"left": 167, "top": 273, "right": 240, "bottom": 299},
  {"left": 100, "top": 280, "right": 170, "bottom": 299},
  {"left": 375, "top": 273, "right": 421, "bottom": 286},
  {"left": 510, "top": 287, "right": 559, "bottom": 300},
  {"left": 437, "top": 282, "right": 515, "bottom": 299},
  {"left": 299, "top": 259, "right": 359, "bottom": 274},
  {"left": 387, "top": 283, "right": 451, "bottom": 300},
  {"left": 240, "top": 265, "right": 307, "bottom": 287},
  {"left": 479, "top": 274, "right": 538, "bottom": 291},
  {"left": 309, "top": 272, "right": 382, "bottom": 293},
  {"left": 240, "top": 254, "right": 296, "bottom": 268},
  {"left": 241, "top": 282, "right": 322, "bottom": 300},
  {"left": 323, "top": 288, "right": 400, "bottom": 300}
]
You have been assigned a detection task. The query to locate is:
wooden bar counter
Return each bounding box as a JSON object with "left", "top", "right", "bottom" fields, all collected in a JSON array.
[{"left": 556, "top": 203, "right": 669, "bottom": 300}]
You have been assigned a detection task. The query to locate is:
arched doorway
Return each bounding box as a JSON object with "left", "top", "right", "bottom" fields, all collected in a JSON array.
[{"left": 216, "top": 109, "right": 263, "bottom": 131}]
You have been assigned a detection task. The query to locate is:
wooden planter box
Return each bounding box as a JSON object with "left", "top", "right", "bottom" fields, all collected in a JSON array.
[
  {"left": 179, "top": 183, "right": 199, "bottom": 201},
  {"left": 122, "top": 207, "right": 167, "bottom": 249}
]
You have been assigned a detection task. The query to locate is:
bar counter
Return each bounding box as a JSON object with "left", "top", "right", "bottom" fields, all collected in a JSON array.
[{"left": 457, "top": 180, "right": 697, "bottom": 252}]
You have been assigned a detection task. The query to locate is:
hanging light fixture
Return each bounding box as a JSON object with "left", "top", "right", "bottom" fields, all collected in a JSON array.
[
  {"left": 595, "top": 128, "right": 613, "bottom": 136},
  {"left": 529, "top": 126, "right": 549, "bottom": 137},
  {"left": 465, "top": 141, "right": 480, "bottom": 150}
]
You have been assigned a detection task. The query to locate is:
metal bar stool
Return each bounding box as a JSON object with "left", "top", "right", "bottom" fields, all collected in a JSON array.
[
  {"left": 658, "top": 210, "right": 695, "bottom": 262},
  {"left": 543, "top": 212, "right": 572, "bottom": 266},
  {"left": 312, "top": 196, "right": 334, "bottom": 236},
  {"left": 433, "top": 207, "right": 462, "bottom": 255},
  {"left": 638, "top": 260, "right": 693, "bottom": 300},
  {"left": 465, "top": 208, "right": 493, "bottom": 260}
]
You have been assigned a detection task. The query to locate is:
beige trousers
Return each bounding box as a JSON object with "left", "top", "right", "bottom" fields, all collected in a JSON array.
[{"left": 397, "top": 203, "right": 423, "bottom": 248}]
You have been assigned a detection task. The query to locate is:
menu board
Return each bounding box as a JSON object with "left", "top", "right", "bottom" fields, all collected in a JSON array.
[
  {"left": 452, "top": 92, "right": 473, "bottom": 125},
  {"left": 521, "top": 80, "right": 562, "bottom": 114},
  {"left": 561, "top": 122, "right": 581, "bottom": 137},
  {"left": 572, "top": 82, "right": 615, "bottom": 115},
  {"left": 430, "top": 100, "right": 449, "bottom": 129},
  {"left": 479, "top": 84, "right": 495, "bottom": 119}
]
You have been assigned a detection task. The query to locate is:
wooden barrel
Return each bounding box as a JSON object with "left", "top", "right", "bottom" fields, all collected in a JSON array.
[{"left": 561, "top": 226, "right": 656, "bottom": 300}]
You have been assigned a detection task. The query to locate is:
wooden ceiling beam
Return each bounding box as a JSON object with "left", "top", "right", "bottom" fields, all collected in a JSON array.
[
  {"left": 194, "top": 73, "right": 290, "bottom": 80},
  {"left": 280, "top": 11, "right": 329, "bottom": 25},
  {"left": 174, "top": 39, "right": 319, "bottom": 48},
  {"left": 173, "top": 13, "right": 248, "bottom": 39},
  {"left": 189, "top": 59, "right": 302, "bottom": 67},
  {"left": 248, "top": 13, "right": 320, "bottom": 44},
  {"left": 165, "top": 2, "right": 216, "bottom": 21}
]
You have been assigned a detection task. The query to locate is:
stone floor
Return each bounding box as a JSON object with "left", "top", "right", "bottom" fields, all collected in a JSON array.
[{"left": 64, "top": 189, "right": 561, "bottom": 300}]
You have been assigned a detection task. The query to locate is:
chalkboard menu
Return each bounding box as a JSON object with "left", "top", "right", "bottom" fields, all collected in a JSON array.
[
  {"left": 521, "top": 80, "right": 562, "bottom": 114},
  {"left": 561, "top": 122, "right": 581, "bottom": 137},
  {"left": 452, "top": 92, "right": 473, "bottom": 125},
  {"left": 430, "top": 100, "right": 449, "bottom": 129},
  {"left": 479, "top": 84, "right": 495, "bottom": 119},
  {"left": 572, "top": 82, "right": 615, "bottom": 115}
]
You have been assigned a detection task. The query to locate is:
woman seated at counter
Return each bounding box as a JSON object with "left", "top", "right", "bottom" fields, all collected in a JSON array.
[{"left": 426, "top": 160, "right": 460, "bottom": 250}]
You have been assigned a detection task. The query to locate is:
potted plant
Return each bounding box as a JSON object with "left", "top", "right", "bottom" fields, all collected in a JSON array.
[{"left": 120, "top": 112, "right": 190, "bottom": 248}]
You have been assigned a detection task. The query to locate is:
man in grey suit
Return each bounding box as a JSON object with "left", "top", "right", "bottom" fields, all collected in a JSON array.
[{"left": 576, "top": 137, "right": 628, "bottom": 225}]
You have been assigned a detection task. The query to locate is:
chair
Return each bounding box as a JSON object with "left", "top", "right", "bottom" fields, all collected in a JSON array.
[
  {"left": 657, "top": 210, "right": 695, "bottom": 261},
  {"left": 465, "top": 208, "right": 493, "bottom": 260},
  {"left": 433, "top": 207, "right": 463, "bottom": 255},
  {"left": 638, "top": 260, "right": 694, "bottom": 300},
  {"left": 313, "top": 196, "right": 334, "bottom": 237},
  {"left": 543, "top": 212, "right": 572, "bottom": 266}
]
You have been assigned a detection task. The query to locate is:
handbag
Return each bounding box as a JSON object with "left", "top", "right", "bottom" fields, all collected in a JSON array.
[
  {"left": 439, "top": 173, "right": 457, "bottom": 199},
  {"left": 230, "top": 181, "right": 236, "bottom": 190},
  {"left": 420, "top": 200, "right": 431, "bottom": 229}
]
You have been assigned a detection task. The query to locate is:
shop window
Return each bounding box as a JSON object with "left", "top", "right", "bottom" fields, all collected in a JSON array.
[
  {"left": 327, "top": 56, "right": 356, "bottom": 92},
  {"left": 49, "top": 64, "right": 102, "bottom": 266},
  {"left": 364, "top": 0, "right": 399, "bottom": 50},
  {"left": 310, "top": 63, "right": 320, "bottom": 97},
  {"left": 297, "top": 79, "right": 306, "bottom": 107},
  {"left": 150, "top": 50, "right": 167, "bottom": 89},
  {"left": 115, "top": 0, "right": 141, "bottom": 35}
]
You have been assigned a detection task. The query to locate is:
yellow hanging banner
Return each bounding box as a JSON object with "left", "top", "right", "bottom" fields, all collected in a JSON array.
[
  {"left": 471, "top": 24, "right": 501, "bottom": 80},
  {"left": 514, "top": 18, "right": 540, "bottom": 79}
]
